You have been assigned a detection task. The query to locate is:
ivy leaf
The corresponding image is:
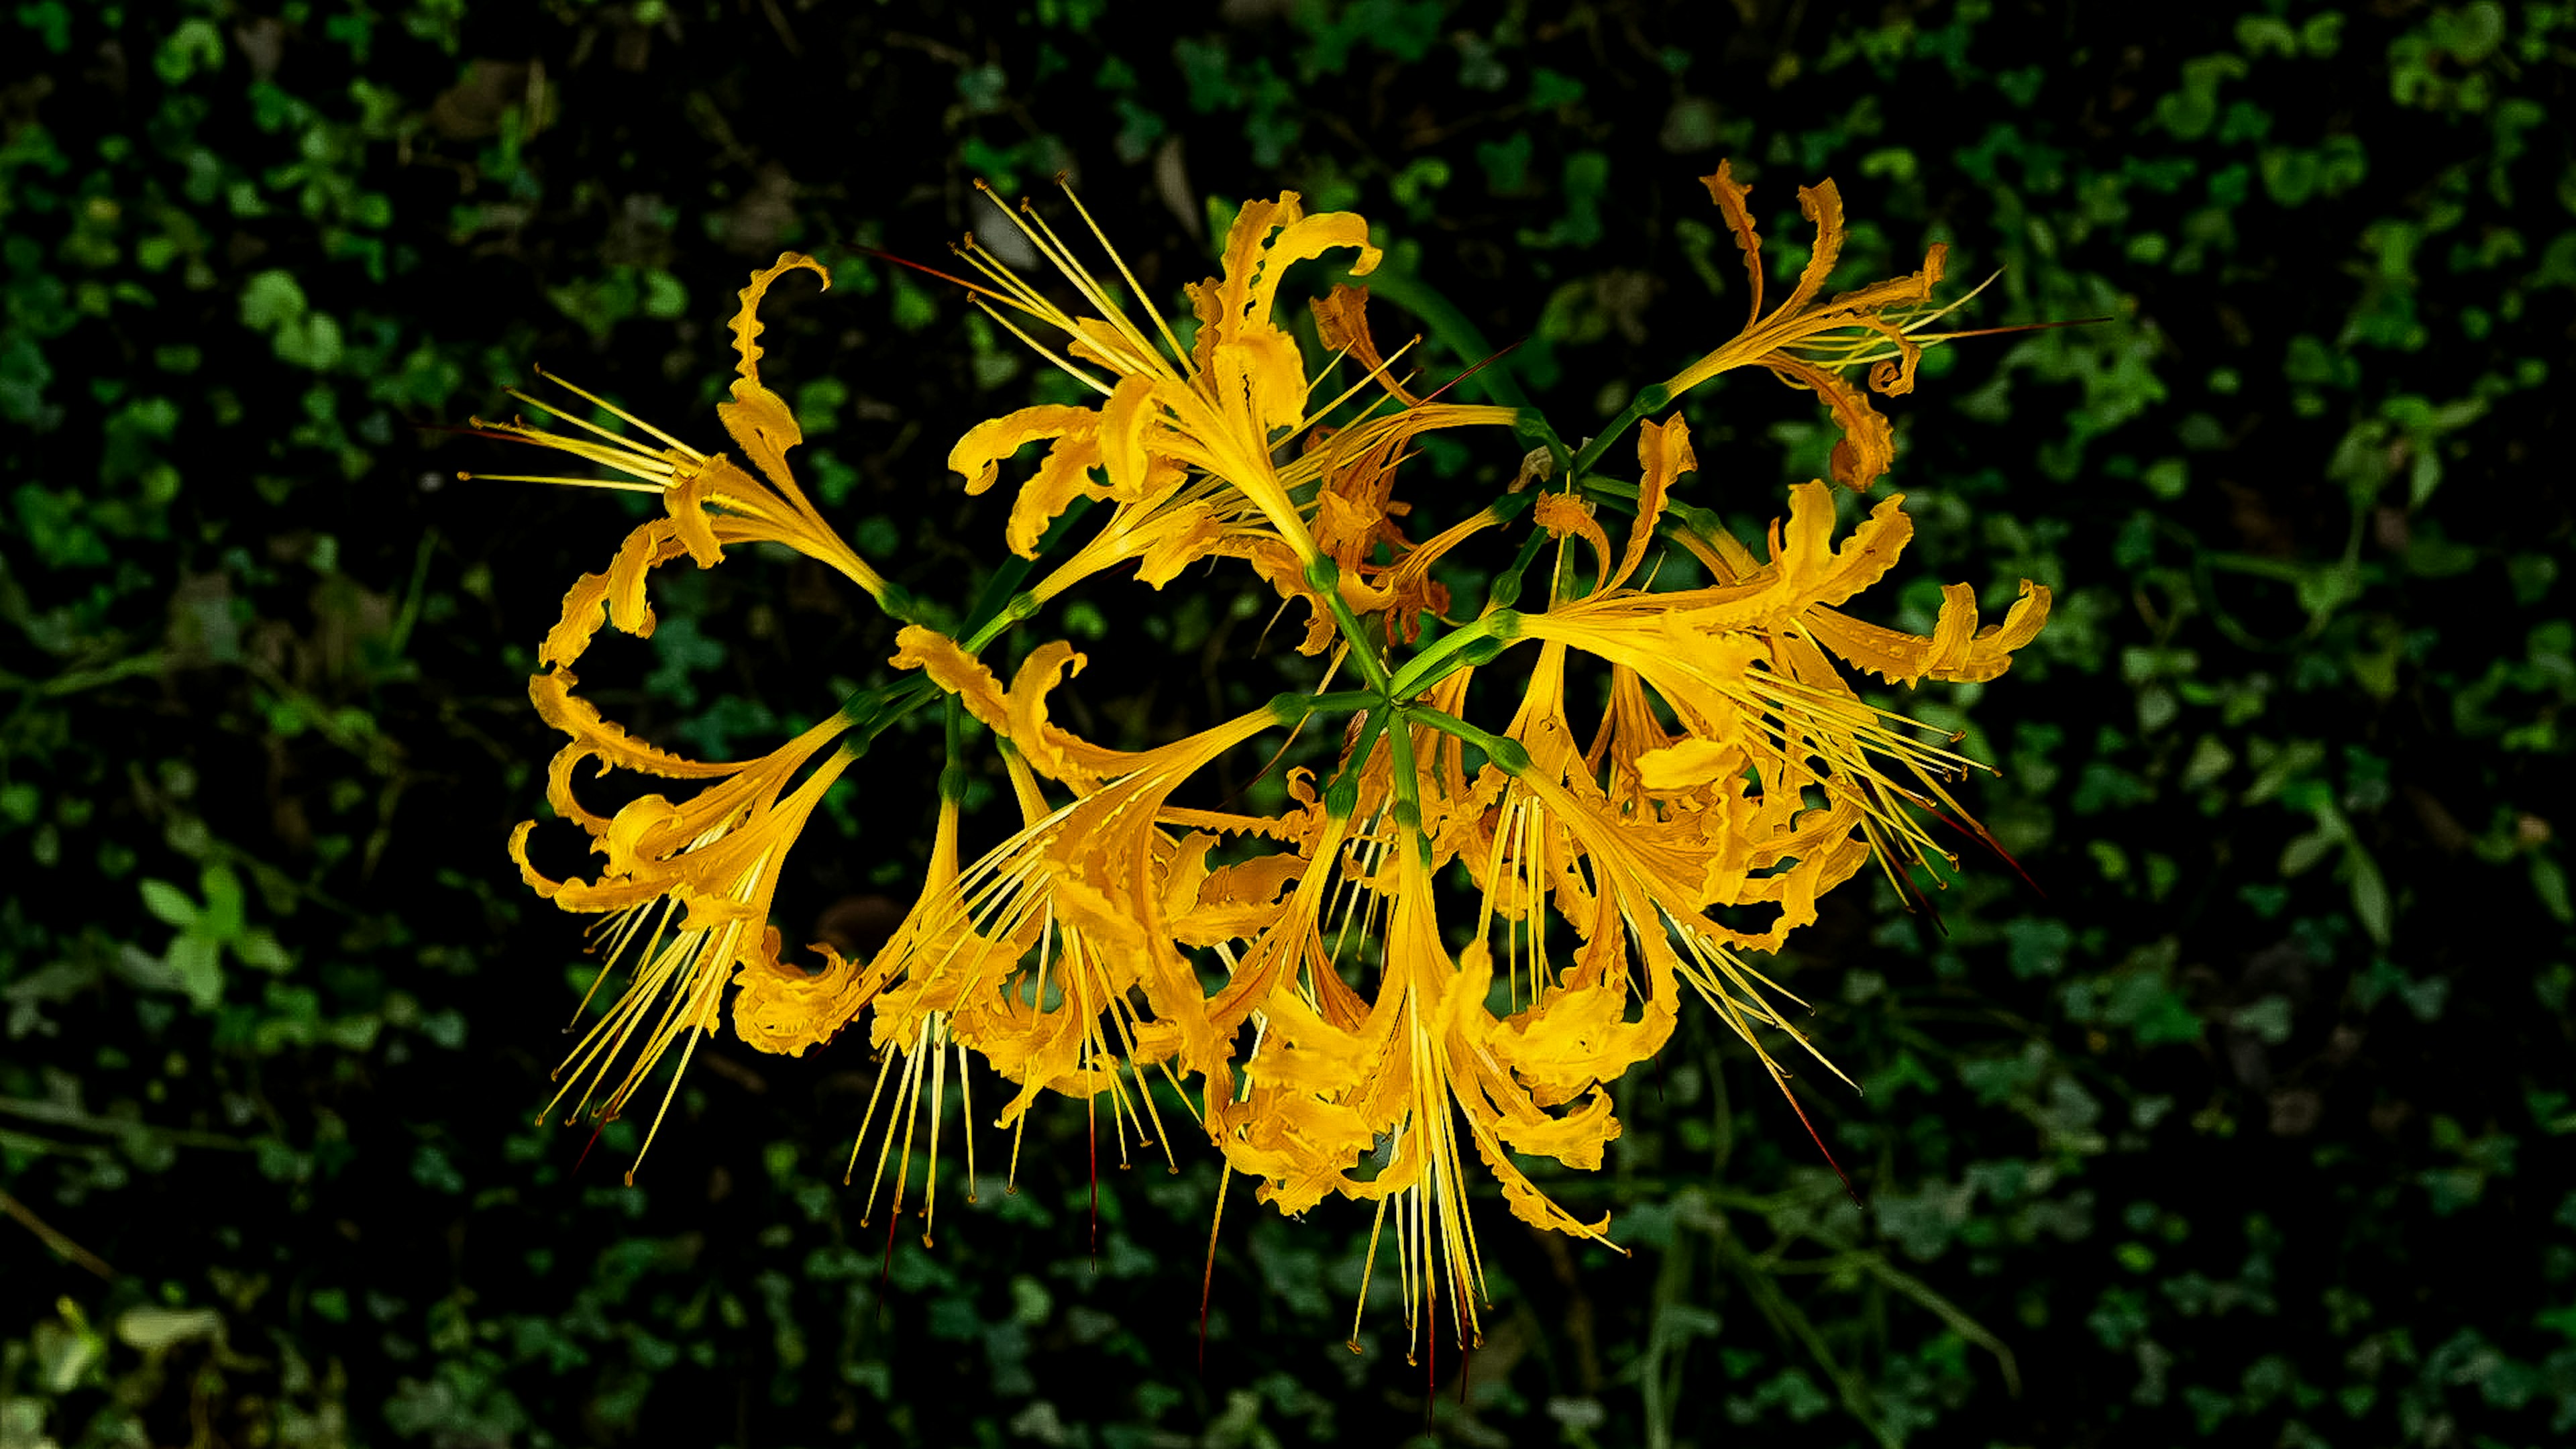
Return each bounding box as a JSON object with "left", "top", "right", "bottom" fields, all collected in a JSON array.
[
  {"left": 139, "top": 877, "right": 199, "bottom": 929},
  {"left": 2345, "top": 842, "right": 2394, "bottom": 945},
  {"left": 233, "top": 928, "right": 294, "bottom": 973},
  {"left": 166, "top": 932, "right": 223, "bottom": 1010}
]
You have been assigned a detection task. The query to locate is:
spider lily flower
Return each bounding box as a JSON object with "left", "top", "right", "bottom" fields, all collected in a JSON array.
[
  {"left": 861, "top": 627, "right": 1285, "bottom": 1200},
  {"left": 1318, "top": 843, "right": 1513, "bottom": 1356},
  {"left": 934, "top": 181, "right": 1517, "bottom": 592},
  {"left": 1515, "top": 417, "right": 2048, "bottom": 894},
  {"left": 507, "top": 706, "right": 858, "bottom": 1181},
  {"left": 1658, "top": 160, "right": 1953, "bottom": 490},
  {"left": 1387, "top": 415, "right": 2051, "bottom": 1191},
  {"left": 478, "top": 253, "right": 914, "bottom": 1181},
  {"left": 1193, "top": 722, "right": 1641, "bottom": 1356},
  {"left": 941, "top": 184, "right": 1370, "bottom": 565},
  {"left": 1161, "top": 731, "right": 1517, "bottom": 1354},
  {"left": 477, "top": 159, "right": 2067, "bottom": 1352},
  {"left": 1479, "top": 638, "right": 1841, "bottom": 1067},
  {"left": 727, "top": 784, "right": 969, "bottom": 1065},
  {"left": 805, "top": 789, "right": 989, "bottom": 1245},
  {"left": 462, "top": 252, "right": 893, "bottom": 608}
]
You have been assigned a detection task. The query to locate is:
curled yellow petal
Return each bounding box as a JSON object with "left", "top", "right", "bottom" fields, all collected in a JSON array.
[
  {"left": 1308, "top": 284, "right": 1418, "bottom": 405},
  {"left": 948, "top": 404, "right": 1097, "bottom": 496},
  {"left": 1246, "top": 211, "right": 1380, "bottom": 328},
  {"left": 1533, "top": 492, "right": 1614, "bottom": 595},
  {"left": 1805, "top": 579, "right": 2054, "bottom": 685},
  {"left": 540, "top": 570, "right": 614, "bottom": 674},
  {"left": 1095, "top": 374, "right": 1157, "bottom": 496},
  {"left": 1701, "top": 160, "right": 1764, "bottom": 325},
  {"left": 529, "top": 669, "right": 740, "bottom": 835},
  {"left": 1780, "top": 180, "right": 1845, "bottom": 319},
  {"left": 729, "top": 252, "right": 829, "bottom": 386},
  {"left": 604, "top": 519, "right": 695, "bottom": 639},
  {"left": 661, "top": 467, "right": 725, "bottom": 568},
  {"left": 1771, "top": 481, "right": 1915, "bottom": 613},
  {"left": 1613, "top": 415, "right": 1694, "bottom": 592},
  {"left": 1196, "top": 193, "right": 1303, "bottom": 357},
  {"left": 718, "top": 252, "right": 829, "bottom": 492},
  {"left": 730, "top": 941, "right": 865, "bottom": 1057},
  {"left": 888, "top": 625, "right": 1010, "bottom": 736},
  {"left": 1005, "top": 430, "right": 1109, "bottom": 558},
  {"left": 1005, "top": 641, "right": 1103, "bottom": 788},
  {"left": 1124, "top": 502, "right": 1226, "bottom": 590},
  {"left": 539, "top": 521, "right": 691, "bottom": 671},
  {"left": 1768, "top": 356, "right": 1896, "bottom": 490}
]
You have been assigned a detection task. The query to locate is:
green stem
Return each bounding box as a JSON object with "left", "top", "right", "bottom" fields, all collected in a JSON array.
[
  {"left": 1270, "top": 688, "right": 1383, "bottom": 724},
  {"left": 1322, "top": 706, "right": 1392, "bottom": 822},
  {"left": 1483, "top": 527, "right": 1552, "bottom": 614},
  {"left": 961, "top": 591, "right": 1037, "bottom": 655},
  {"left": 1383, "top": 608, "right": 1521, "bottom": 700},
  {"left": 957, "top": 496, "right": 1098, "bottom": 652},
  {"left": 833, "top": 674, "right": 939, "bottom": 741},
  {"left": 1568, "top": 382, "right": 1671, "bottom": 480},
  {"left": 1405, "top": 706, "right": 1532, "bottom": 778},
  {"left": 1385, "top": 710, "right": 1430, "bottom": 866},
  {"left": 1305, "top": 555, "right": 1393, "bottom": 694}
]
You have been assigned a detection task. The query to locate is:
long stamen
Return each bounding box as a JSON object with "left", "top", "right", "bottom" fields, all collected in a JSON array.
[
  {"left": 456, "top": 472, "right": 664, "bottom": 493},
  {"left": 529, "top": 363, "right": 706, "bottom": 455},
  {"left": 970, "top": 299, "right": 1115, "bottom": 398},
  {"left": 1053, "top": 175, "right": 1195, "bottom": 375},
  {"left": 1199, "top": 1163, "right": 1232, "bottom": 1367},
  {"left": 952, "top": 235, "right": 1087, "bottom": 334},
  {"left": 1002, "top": 186, "right": 1168, "bottom": 377},
  {"left": 1351, "top": 1195, "right": 1388, "bottom": 1354},
  {"left": 466, "top": 418, "right": 679, "bottom": 482},
  {"left": 957, "top": 1039, "right": 979, "bottom": 1201},
  {"left": 502, "top": 386, "right": 680, "bottom": 462},
  {"left": 924, "top": 1016, "right": 949, "bottom": 1246}
]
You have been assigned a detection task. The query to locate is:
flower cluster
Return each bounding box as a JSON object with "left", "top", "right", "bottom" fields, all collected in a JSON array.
[{"left": 480, "top": 162, "right": 2051, "bottom": 1353}]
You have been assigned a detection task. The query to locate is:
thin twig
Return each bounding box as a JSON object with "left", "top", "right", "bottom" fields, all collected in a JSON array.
[{"left": 1, "top": 1187, "right": 115, "bottom": 1279}]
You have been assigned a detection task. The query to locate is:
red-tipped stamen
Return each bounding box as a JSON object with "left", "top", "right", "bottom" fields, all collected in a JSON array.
[
  {"left": 1773, "top": 1069, "right": 1862, "bottom": 1208},
  {"left": 851, "top": 244, "right": 1018, "bottom": 310},
  {"left": 1415, "top": 337, "right": 1525, "bottom": 407},
  {"left": 1198, "top": 1164, "right": 1233, "bottom": 1371}
]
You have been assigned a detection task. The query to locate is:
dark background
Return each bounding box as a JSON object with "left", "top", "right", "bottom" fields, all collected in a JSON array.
[{"left": 3, "top": 1, "right": 2572, "bottom": 1445}]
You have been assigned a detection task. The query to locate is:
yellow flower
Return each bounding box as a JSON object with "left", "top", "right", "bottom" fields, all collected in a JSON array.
[
  {"left": 810, "top": 788, "right": 982, "bottom": 1245},
  {"left": 462, "top": 252, "right": 892, "bottom": 607},
  {"left": 1173, "top": 699, "right": 1652, "bottom": 1356},
  {"left": 933, "top": 183, "right": 1519, "bottom": 621},
  {"left": 1519, "top": 418, "right": 2048, "bottom": 890},
  {"left": 763, "top": 623, "right": 1313, "bottom": 1243},
  {"left": 472, "top": 159, "right": 2063, "bottom": 1354},
  {"left": 1658, "top": 160, "right": 1960, "bottom": 490},
  {"left": 872, "top": 628, "right": 1271, "bottom": 1124},
  {"left": 944, "top": 186, "right": 1368, "bottom": 563},
  {"left": 508, "top": 705, "right": 856, "bottom": 1181},
  {"left": 477, "top": 250, "right": 924, "bottom": 1178}
]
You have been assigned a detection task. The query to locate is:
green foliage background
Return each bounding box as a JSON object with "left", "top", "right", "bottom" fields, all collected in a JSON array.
[{"left": 3, "top": 1, "right": 2573, "bottom": 1444}]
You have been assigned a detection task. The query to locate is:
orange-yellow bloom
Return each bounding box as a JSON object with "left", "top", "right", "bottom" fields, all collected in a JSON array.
[
  {"left": 464, "top": 252, "right": 891, "bottom": 605},
  {"left": 483, "top": 251, "right": 908, "bottom": 1178},
  {"left": 935, "top": 183, "right": 1519, "bottom": 621},
  {"left": 508, "top": 706, "right": 856, "bottom": 1180},
  {"left": 1660, "top": 161, "right": 1957, "bottom": 490},
  {"left": 477, "top": 161, "right": 2061, "bottom": 1360}
]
